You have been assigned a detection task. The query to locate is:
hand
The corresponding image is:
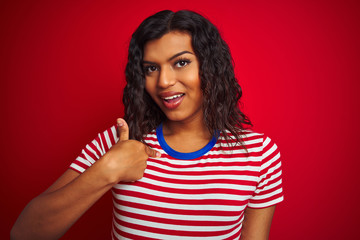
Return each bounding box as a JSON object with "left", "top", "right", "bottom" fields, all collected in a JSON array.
[{"left": 100, "top": 118, "right": 161, "bottom": 184}]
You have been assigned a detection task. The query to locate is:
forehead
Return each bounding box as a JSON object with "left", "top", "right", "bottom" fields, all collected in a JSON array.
[{"left": 143, "top": 31, "right": 193, "bottom": 61}]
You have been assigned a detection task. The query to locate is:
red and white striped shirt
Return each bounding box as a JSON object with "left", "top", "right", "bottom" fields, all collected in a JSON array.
[{"left": 70, "top": 124, "right": 283, "bottom": 239}]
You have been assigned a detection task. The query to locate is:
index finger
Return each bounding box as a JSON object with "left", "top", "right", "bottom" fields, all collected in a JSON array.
[{"left": 145, "top": 146, "right": 161, "bottom": 158}]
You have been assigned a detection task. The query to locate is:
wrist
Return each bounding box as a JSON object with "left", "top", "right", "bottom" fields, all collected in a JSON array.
[{"left": 94, "top": 154, "right": 123, "bottom": 186}]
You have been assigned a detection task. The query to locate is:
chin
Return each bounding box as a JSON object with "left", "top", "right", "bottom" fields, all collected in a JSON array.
[
  {"left": 163, "top": 113, "right": 186, "bottom": 122},
  {"left": 164, "top": 111, "right": 203, "bottom": 124}
]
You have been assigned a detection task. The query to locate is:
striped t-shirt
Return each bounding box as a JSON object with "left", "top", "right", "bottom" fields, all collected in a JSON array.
[{"left": 70, "top": 124, "right": 284, "bottom": 239}]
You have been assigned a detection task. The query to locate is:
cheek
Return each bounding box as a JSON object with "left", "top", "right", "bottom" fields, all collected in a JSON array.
[
  {"left": 181, "top": 68, "right": 201, "bottom": 89},
  {"left": 186, "top": 76, "right": 202, "bottom": 94},
  {"left": 145, "top": 80, "right": 158, "bottom": 101},
  {"left": 144, "top": 82, "right": 150, "bottom": 95},
  {"left": 144, "top": 78, "right": 152, "bottom": 94}
]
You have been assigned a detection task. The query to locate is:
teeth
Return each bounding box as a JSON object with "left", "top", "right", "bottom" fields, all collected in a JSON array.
[{"left": 163, "top": 94, "right": 184, "bottom": 100}]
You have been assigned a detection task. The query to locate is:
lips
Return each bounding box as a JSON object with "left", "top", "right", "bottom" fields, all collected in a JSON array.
[{"left": 159, "top": 92, "right": 185, "bottom": 110}]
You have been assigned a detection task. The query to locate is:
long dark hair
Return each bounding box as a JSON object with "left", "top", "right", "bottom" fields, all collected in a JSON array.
[{"left": 123, "top": 10, "right": 252, "bottom": 145}]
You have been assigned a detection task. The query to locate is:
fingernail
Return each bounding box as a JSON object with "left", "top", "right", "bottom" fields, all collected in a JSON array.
[
  {"left": 156, "top": 152, "right": 161, "bottom": 158},
  {"left": 117, "top": 121, "right": 123, "bottom": 127}
]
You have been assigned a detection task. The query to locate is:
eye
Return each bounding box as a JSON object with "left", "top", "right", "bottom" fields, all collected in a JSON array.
[
  {"left": 175, "top": 59, "right": 191, "bottom": 68},
  {"left": 144, "top": 65, "right": 158, "bottom": 74}
]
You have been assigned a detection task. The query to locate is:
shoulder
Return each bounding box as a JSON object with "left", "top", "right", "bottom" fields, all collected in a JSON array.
[
  {"left": 219, "top": 129, "right": 280, "bottom": 157},
  {"left": 143, "top": 128, "right": 158, "bottom": 145},
  {"left": 81, "top": 124, "right": 119, "bottom": 154},
  {"left": 97, "top": 124, "right": 119, "bottom": 149},
  {"left": 219, "top": 129, "right": 269, "bottom": 146},
  {"left": 70, "top": 124, "right": 118, "bottom": 173}
]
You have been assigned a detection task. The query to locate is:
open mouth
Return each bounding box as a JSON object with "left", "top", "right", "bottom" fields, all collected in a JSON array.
[
  {"left": 162, "top": 93, "right": 185, "bottom": 103},
  {"left": 160, "top": 93, "right": 185, "bottom": 110}
]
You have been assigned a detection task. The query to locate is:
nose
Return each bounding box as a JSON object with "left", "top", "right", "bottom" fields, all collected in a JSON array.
[{"left": 157, "top": 66, "right": 176, "bottom": 89}]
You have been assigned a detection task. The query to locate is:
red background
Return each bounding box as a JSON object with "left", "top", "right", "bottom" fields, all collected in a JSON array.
[{"left": 1, "top": 0, "right": 360, "bottom": 239}]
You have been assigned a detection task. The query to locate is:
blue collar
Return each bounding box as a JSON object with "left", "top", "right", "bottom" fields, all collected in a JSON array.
[{"left": 156, "top": 123, "right": 219, "bottom": 160}]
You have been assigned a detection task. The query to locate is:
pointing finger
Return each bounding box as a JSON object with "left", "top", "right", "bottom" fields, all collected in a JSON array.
[{"left": 145, "top": 146, "right": 161, "bottom": 158}]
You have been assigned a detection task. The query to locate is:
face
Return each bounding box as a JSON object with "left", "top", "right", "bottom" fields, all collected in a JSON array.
[{"left": 143, "top": 31, "right": 203, "bottom": 124}]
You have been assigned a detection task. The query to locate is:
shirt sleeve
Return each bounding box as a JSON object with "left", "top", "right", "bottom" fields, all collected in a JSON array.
[
  {"left": 69, "top": 125, "right": 119, "bottom": 174},
  {"left": 247, "top": 135, "right": 284, "bottom": 208}
]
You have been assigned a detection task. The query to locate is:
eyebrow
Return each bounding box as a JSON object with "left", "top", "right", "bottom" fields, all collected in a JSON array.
[{"left": 142, "top": 50, "right": 194, "bottom": 64}]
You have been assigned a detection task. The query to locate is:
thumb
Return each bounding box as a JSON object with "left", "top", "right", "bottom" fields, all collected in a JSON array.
[
  {"left": 116, "top": 118, "right": 129, "bottom": 141},
  {"left": 145, "top": 146, "right": 161, "bottom": 158}
]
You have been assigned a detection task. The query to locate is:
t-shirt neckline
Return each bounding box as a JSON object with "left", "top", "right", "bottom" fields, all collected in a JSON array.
[{"left": 156, "top": 123, "right": 218, "bottom": 160}]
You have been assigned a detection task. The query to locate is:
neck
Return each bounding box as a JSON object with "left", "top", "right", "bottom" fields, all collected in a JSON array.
[
  {"left": 160, "top": 113, "right": 215, "bottom": 153},
  {"left": 162, "top": 114, "right": 212, "bottom": 140}
]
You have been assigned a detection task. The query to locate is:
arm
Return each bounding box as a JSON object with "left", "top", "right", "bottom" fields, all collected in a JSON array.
[
  {"left": 241, "top": 206, "right": 275, "bottom": 240},
  {"left": 241, "top": 206, "right": 276, "bottom": 240},
  {"left": 241, "top": 134, "right": 284, "bottom": 239},
  {"left": 11, "top": 164, "right": 113, "bottom": 240},
  {"left": 11, "top": 119, "right": 160, "bottom": 240}
]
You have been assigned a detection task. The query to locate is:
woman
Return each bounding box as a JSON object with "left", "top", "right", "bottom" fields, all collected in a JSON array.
[{"left": 11, "top": 10, "right": 283, "bottom": 239}]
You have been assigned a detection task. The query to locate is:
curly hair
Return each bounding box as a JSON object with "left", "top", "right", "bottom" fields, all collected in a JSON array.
[{"left": 123, "top": 10, "right": 252, "bottom": 146}]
